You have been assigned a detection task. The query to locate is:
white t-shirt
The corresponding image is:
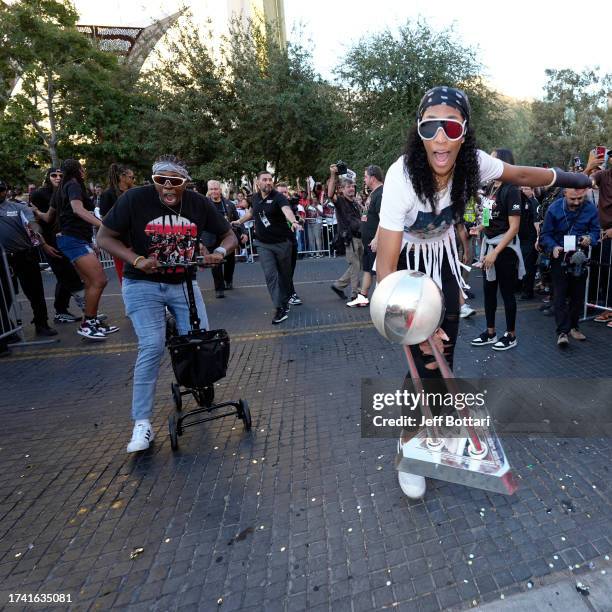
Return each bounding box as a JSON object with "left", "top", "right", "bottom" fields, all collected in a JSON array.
[{"left": 380, "top": 150, "right": 504, "bottom": 242}]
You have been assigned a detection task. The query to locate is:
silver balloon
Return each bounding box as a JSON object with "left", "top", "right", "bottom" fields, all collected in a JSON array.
[{"left": 370, "top": 271, "right": 444, "bottom": 345}]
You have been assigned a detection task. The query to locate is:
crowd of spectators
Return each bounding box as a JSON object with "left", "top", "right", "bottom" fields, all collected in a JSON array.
[{"left": 1, "top": 145, "right": 611, "bottom": 357}]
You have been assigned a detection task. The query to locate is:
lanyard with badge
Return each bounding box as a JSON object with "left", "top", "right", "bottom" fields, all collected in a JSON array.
[
  {"left": 259, "top": 197, "right": 272, "bottom": 228},
  {"left": 562, "top": 203, "right": 577, "bottom": 251},
  {"left": 481, "top": 184, "right": 500, "bottom": 227}
]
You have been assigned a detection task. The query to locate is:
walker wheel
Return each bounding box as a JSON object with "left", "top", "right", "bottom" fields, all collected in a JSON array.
[
  {"left": 168, "top": 413, "right": 179, "bottom": 451},
  {"left": 171, "top": 382, "right": 182, "bottom": 412},
  {"left": 239, "top": 399, "right": 252, "bottom": 431}
]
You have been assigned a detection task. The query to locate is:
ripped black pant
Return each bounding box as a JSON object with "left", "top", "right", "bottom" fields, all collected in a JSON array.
[{"left": 399, "top": 249, "right": 460, "bottom": 379}]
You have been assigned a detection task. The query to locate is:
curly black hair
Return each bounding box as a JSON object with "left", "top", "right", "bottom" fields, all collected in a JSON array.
[
  {"left": 50, "top": 159, "right": 86, "bottom": 230},
  {"left": 403, "top": 125, "right": 480, "bottom": 222}
]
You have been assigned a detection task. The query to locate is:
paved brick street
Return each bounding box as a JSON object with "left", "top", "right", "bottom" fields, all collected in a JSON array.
[{"left": 0, "top": 257, "right": 610, "bottom": 611}]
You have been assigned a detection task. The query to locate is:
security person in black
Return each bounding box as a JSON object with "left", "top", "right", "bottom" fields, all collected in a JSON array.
[
  {"left": 206, "top": 180, "right": 242, "bottom": 298},
  {"left": 232, "top": 171, "right": 300, "bottom": 324},
  {"left": 0, "top": 181, "right": 58, "bottom": 337}
]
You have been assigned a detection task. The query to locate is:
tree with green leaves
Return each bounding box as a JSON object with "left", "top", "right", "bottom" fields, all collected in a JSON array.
[
  {"left": 152, "top": 14, "right": 344, "bottom": 183},
  {"left": 522, "top": 68, "right": 612, "bottom": 168},
  {"left": 329, "top": 20, "right": 510, "bottom": 173},
  {"left": 0, "top": 0, "right": 153, "bottom": 179}
]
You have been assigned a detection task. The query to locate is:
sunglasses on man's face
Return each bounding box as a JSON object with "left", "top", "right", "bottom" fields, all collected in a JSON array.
[
  {"left": 417, "top": 118, "right": 466, "bottom": 141},
  {"left": 151, "top": 174, "right": 188, "bottom": 187}
]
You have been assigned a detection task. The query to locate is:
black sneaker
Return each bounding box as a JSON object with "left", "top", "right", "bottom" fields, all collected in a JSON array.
[
  {"left": 471, "top": 331, "right": 498, "bottom": 346},
  {"left": 272, "top": 307, "right": 289, "bottom": 325},
  {"left": 492, "top": 332, "right": 517, "bottom": 351},
  {"left": 77, "top": 320, "right": 106, "bottom": 341},
  {"left": 54, "top": 311, "right": 79, "bottom": 323},
  {"left": 288, "top": 293, "right": 302, "bottom": 305},
  {"left": 35, "top": 324, "right": 58, "bottom": 337},
  {"left": 331, "top": 285, "right": 346, "bottom": 300},
  {"left": 96, "top": 319, "right": 119, "bottom": 335},
  {"left": 225, "top": 282, "right": 233, "bottom": 290}
]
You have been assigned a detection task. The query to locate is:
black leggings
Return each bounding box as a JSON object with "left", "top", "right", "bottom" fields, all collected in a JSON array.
[
  {"left": 483, "top": 247, "right": 518, "bottom": 332},
  {"left": 400, "top": 249, "right": 461, "bottom": 379}
]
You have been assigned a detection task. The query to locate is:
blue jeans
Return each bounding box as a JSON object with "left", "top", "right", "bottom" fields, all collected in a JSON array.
[{"left": 122, "top": 278, "right": 209, "bottom": 421}]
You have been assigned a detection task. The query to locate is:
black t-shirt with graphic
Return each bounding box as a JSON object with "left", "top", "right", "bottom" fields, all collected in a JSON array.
[
  {"left": 361, "top": 185, "right": 382, "bottom": 245},
  {"left": 58, "top": 179, "right": 95, "bottom": 242},
  {"left": 252, "top": 189, "right": 291, "bottom": 243},
  {"left": 483, "top": 183, "right": 521, "bottom": 238},
  {"left": 103, "top": 185, "right": 231, "bottom": 284}
]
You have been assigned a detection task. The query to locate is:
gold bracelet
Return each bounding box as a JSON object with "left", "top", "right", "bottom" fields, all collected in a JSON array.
[{"left": 133, "top": 255, "right": 145, "bottom": 267}]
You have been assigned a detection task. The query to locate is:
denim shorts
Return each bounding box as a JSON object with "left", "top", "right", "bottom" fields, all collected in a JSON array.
[{"left": 56, "top": 234, "right": 94, "bottom": 263}]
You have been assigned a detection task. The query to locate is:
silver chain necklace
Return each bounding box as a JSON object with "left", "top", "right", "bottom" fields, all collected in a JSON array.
[{"left": 158, "top": 195, "right": 183, "bottom": 219}]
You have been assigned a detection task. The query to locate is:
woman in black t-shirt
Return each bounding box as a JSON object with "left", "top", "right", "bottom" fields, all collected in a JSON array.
[
  {"left": 100, "top": 163, "right": 135, "bottom": 284},
  {"left": 48, "top": 159, "right": 117, "bottom": 341},
  {"left": 471, "top": 149, "right": 523, "bottom": 351}
]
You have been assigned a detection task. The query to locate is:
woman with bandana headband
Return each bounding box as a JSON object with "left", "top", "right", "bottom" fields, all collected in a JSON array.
[{"left": 376, "top": 86, "right": 592, "bottom": 499}]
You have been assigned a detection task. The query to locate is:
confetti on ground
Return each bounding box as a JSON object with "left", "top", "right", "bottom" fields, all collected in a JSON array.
[{"left": 130, "top": 547, "right": 144, "bottom": 559}]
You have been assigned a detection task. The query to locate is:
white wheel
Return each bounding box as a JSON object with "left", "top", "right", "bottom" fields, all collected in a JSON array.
[{"left": 398, "top": 470, "right": 426, "bottom": 499}]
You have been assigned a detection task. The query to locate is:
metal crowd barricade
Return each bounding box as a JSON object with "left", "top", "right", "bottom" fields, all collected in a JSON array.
[
  {"left": 0, "top": 246, "right": 21, "bottom": 344},
  {"left": 582, "top": 234, "right": 612, "bottom": 320},
  {"left": 0, "top": 246, "right": 58, "bottom": 349},
  {"left": 238, "top": 223, "right": 338, "bottom": 262},
  {"left": 98, "top": 248, "right": 115, "bottom": 270}
]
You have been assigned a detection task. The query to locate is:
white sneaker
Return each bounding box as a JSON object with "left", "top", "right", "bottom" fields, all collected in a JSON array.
[
  {"left": 398, "top": 471, "right": 426, "bottom": 499},
  {"left": 346, "top": 293, "right": 370, "bottom": 308},
  {"left": 127, "top": 421, "right": 154, "bottom": 453},
  {"left": 460, "top": 303, "right": 476, "bottom": 318}
]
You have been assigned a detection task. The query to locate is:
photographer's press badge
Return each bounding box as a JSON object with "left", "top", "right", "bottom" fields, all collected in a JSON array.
[{"left": 563, "top": 235, "right": 576, "bottom": 251}]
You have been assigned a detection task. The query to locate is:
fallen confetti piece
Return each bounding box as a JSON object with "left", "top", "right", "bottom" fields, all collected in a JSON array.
[
  {"left": 130, "top": 547, "right": 144, "bottom": 559},
  {"left": 575, "top": 582, "right": 590, "bottom": 596},
  {"left": 527, "top": 581, "right": 533, "bottom": 589}
]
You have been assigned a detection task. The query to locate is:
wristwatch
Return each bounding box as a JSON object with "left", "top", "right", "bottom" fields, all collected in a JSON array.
[{"left": 214, "top": 246, "right": 227, "bottom": 257}]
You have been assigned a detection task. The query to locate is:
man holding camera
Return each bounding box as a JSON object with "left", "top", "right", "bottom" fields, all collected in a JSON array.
[
  {"left": 540, "top": 188, "right": 600, "bottom": 346},
  {"left": 328, "top": 163, "right": 363, "bottom": 301}
]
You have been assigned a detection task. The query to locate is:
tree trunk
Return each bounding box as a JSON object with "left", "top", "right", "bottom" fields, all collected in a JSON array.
[{"left": 46, "top": 70, "right": 59, "bottom": 167}]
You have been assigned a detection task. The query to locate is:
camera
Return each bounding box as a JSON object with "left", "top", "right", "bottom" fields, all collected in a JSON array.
[
  {"left": 561, "top": 249, "right": 589, "bottom": 277},
  {"left": 335, "top": 160, "right": 348, "bottom": 176}
]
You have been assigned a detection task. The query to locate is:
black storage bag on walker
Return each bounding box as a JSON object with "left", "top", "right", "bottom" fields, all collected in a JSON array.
[{"left": 167, "top": 329, "right": 230, "bottom": 388}]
